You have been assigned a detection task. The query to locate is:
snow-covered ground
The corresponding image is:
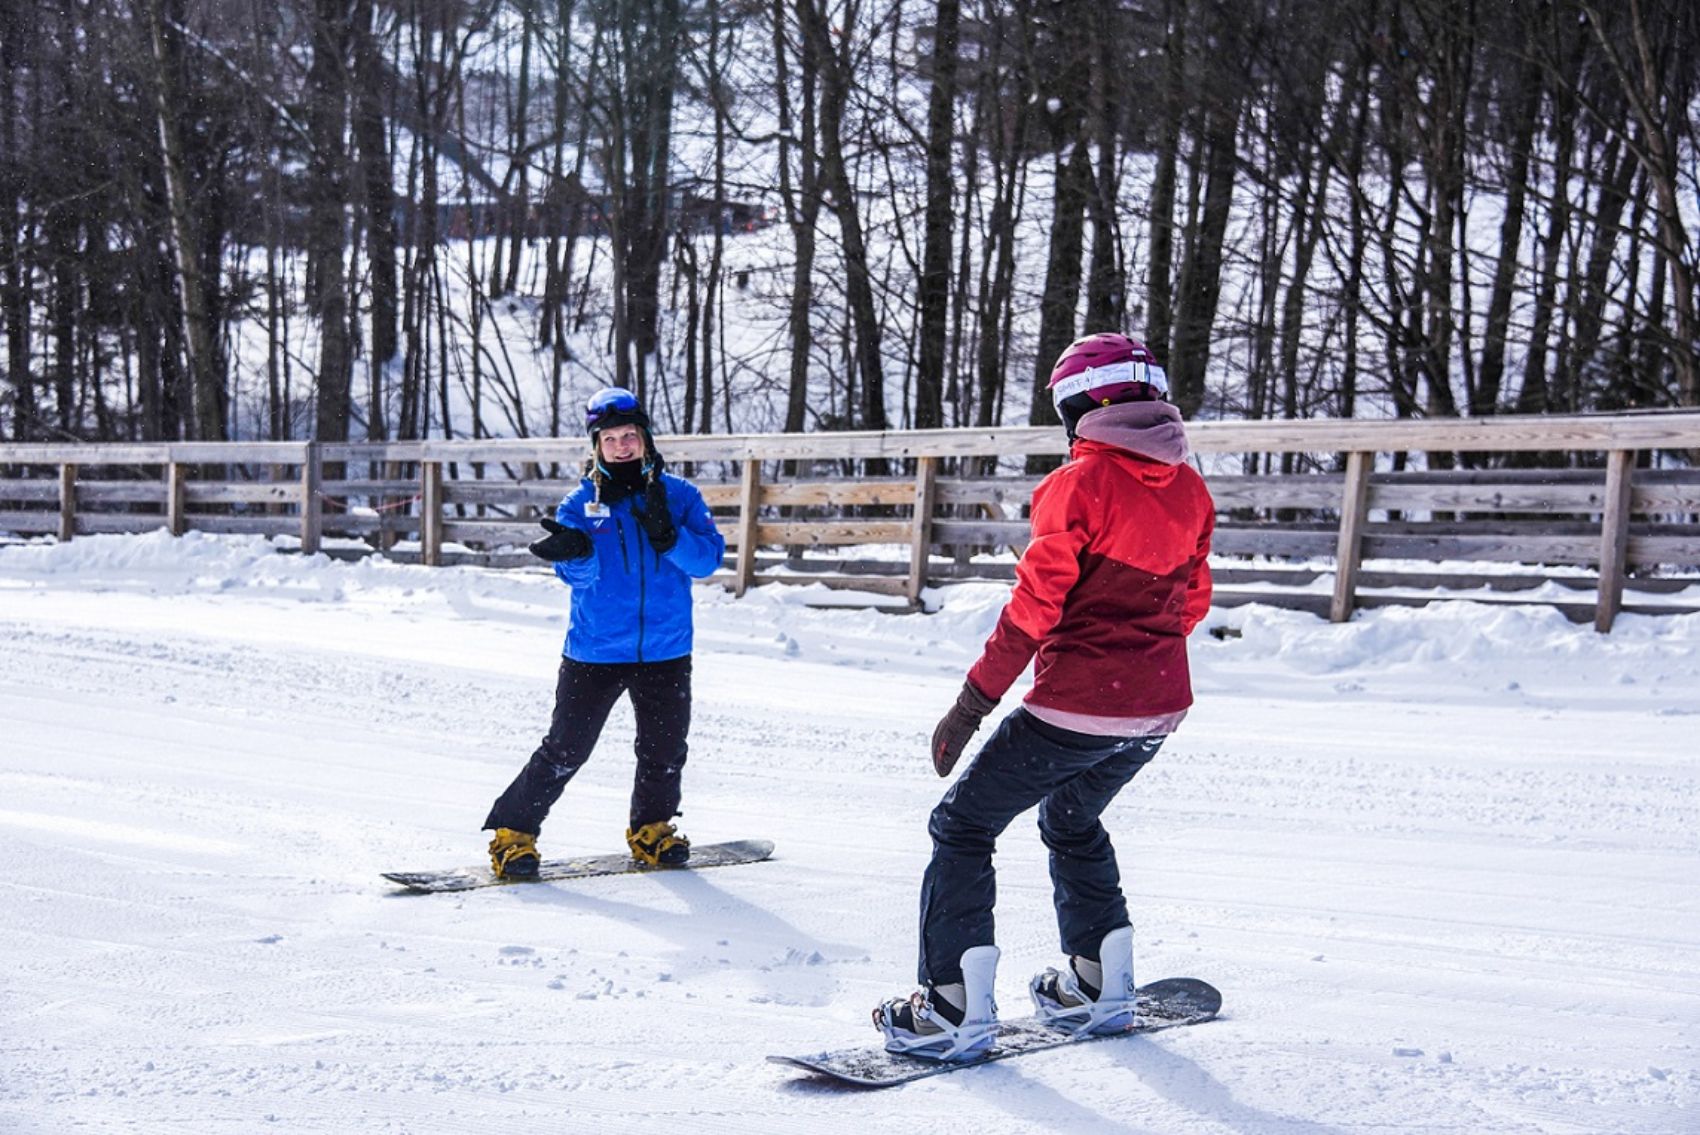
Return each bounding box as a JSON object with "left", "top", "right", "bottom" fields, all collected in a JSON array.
[{"left": 1, "top": 532, "right": 1696, "bottom": 1133}]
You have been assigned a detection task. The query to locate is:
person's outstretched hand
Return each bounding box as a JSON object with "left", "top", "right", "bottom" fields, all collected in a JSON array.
[
  {"left": 930, "top": 681, "right": 997, "bottom": 777},
  {"left": 529, "top": 518, "right": 593, "bottom": 562}
]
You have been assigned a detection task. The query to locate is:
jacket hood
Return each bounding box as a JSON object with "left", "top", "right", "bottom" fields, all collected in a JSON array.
[{"left": 1072, "top": 400, "right": 1189, "bottom": 465}]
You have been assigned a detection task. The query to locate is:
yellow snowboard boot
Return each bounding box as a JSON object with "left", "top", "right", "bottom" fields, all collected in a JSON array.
[
  {"left": 488, "top": 828, "right": 540, "bottom": 879},
  {"left": 626, "top": 821, "right": 690, "bottom": 866}
]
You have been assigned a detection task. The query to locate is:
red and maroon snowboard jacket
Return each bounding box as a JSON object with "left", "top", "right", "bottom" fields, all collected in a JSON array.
[{"left": 966, "top": 428, "right": 1215, "bottom": 720}]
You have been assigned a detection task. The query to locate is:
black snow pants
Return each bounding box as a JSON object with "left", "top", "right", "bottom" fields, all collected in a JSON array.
[
  {"left": 483, "top": 654, "right": 692, "bottom": 837},
  {"left": 917, "top": 707, "right": 1163, "bottom": 988}
]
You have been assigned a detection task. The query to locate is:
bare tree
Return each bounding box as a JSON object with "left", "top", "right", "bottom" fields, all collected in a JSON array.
[
  {"left": 1578, "top": 0, "right": 1698, "bottom": 406},
  {"left": 1028, "top": 0, "right": 1094, "bottom": 431},
  {"left": 353, "top": 0, "right": 399, "bottom": 410},
  {"left": 1167, "top": 0, "right": 1248, "bottom": 419},
  {"left": 305, "top": 0, "right": 353, "bottom": 444},
  {"left": 914, "top": 0, "right": 960, "bottom": 429},
  {"left": 799, "top": 0, "right": 889, "bottom": 431},
  {"left": 0, "top": 0, "right": 28, "bottom": 440},
  {"left": 587, "top": 0, "right": 684, "bottom": 399},
  {"left": 772, "top": 0, "right": 823, "bottom": 433},
  {"left": 143, "top": 0, "right": 228, "bottom": 439},
  {"left": 1144, "top": 0, "right": 1188, "bottom": 364}
]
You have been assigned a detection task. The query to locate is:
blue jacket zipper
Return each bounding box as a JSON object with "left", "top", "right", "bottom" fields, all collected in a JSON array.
[{"left": 636, "top": 513, "right": 648, "bottom": 662}]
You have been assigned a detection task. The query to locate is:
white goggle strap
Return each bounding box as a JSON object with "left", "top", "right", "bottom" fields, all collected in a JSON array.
[{"left": 1051, "top": 360, "right": 1169, "bottom": 407}]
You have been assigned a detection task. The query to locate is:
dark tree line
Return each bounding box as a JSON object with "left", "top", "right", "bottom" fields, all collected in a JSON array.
[{"left": 0, "top": 0, "right": 1695, "bottom": 447}]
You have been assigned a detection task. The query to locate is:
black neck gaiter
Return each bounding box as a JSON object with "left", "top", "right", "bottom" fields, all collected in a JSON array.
[{"left": 598, "top": 458, "right": 648, "bottom": 503}]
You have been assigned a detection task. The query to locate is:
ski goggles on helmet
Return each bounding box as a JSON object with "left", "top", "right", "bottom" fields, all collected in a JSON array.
[
  {"left": 1050, "top": 359, "right": 1169, "bottom": 410},
  {"left": 586, "top": 387, "right": 643, "bottom": 432}
]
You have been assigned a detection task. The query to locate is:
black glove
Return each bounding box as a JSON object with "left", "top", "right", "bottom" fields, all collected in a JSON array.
[
  {"left": 930, "top": 681, "right": 998, "bottom": 777},
  {"left": 529, "top": 518, "right": 592, "bottom": 562},
  {"left": 633, "top": 479, "right": 677, "bottom": 554}
]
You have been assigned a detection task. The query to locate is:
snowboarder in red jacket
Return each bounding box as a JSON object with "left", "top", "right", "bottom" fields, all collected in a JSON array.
[{"left": 874, "top": 332, "right": 1215, "bottom": 1061}]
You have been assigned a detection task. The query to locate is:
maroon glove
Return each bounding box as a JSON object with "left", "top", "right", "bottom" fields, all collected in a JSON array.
[{"left": 930, "top": 681, "right": 998, "bottom": 777}]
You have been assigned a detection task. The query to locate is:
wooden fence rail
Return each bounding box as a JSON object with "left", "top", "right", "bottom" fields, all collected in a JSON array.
[{"left": 3, "top": 412, "right": 1699, "bottom": 632}]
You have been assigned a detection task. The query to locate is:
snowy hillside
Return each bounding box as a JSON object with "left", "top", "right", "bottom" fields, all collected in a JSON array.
[{"left": 1, "top": 533, "right": 1696, "bottom": 1133}]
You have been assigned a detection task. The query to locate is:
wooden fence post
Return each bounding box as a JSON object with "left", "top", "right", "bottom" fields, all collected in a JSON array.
[
  {"left": 907, "top": 455, "right": 939, "bottom": 604},
  {"left": 300, "top": 442, "right": 322, "bottom": 554},
  {"left": 420, "top": 460, "right": 443, "bottom": 567},
  {"left": 166, "top": 461, "right": 187, "bottom": 536},
  {"left": 1595, "top": 449, "right": 1635, "bottom": 633},
  {"left": 1329, "top": 450, "right": 1373, "bottom": 623},
  {"left": 733, "top": 458, "right": 761, "bottom": 596},
  {"left": 57, "top": 463, "right": 76, "bottom": 542}
]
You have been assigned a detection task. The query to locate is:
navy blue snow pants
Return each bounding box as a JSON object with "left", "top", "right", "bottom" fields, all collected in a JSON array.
[
  {"left": 484, "top": 655, "right": 692, "bottom": 836},
  {"left": 917, "top": 707, "right": 1164, "bottom": 987}
]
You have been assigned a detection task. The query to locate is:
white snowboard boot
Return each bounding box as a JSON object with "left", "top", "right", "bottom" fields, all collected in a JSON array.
[
  {"left": 873, "top": 944, "right": 1000, "bottom": 1061},
  {"left": 1030, "top": 925, "right": 1137, "bottom": 1036}
]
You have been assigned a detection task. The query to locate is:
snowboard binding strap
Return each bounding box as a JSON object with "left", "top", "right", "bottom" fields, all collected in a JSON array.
[{"left": 873, "top": 993, "right": 996, "bottom": 1062}]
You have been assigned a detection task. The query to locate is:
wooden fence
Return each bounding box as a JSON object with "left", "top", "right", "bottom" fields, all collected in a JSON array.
[{"left": 3, "top": 412, "right": 1699, "bottom": 632}]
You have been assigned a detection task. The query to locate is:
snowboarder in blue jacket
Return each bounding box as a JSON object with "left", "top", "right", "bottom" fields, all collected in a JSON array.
[{"left": 484, "top": 387, "right": 726, "bottom": 876}]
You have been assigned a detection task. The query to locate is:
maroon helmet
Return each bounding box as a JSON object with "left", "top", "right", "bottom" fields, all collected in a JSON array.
[{"left": 1048, "top": 333, "right": 1168, "bottom": 437}]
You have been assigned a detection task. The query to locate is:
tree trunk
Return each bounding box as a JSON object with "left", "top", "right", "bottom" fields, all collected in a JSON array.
[
  {"left": 974, "top": 10, "right": 1027, "bottom": 430},
  {"left": 1474, "top": 22, "right": 1543, "bottom": 416},
  {"left": 307, "top": 0, "right": 353, "bottom": 445},
  {"left": 47, "top": 195, "right": 73, "bottom": 436},
  {"left": 458, "top": 89, "right": 484, "bottom": 441},
  {"left": 400, "top": 3, "right": 452, "bottom": 441},
  {"left": 775, "top": 0, "right": 821, "bottom": 434},
  {"left": 353, "top": 2, "right": 396, "bottom": 454},
  {"left": 700, "top": 0, "right": 727, "bottom": 435},
  {"left": 1339, "top": 48, "right": 1370, "bottom": 421},
  {"left": 914, "top": 0, "right": 960, "bottom": 430},
  {"left": 678, "top": 234, "right": 700, "bottom": 429},
  {"left": 1029, "top": 5, "right": 1096, "bottom": 433},
  {"left": 1559, "top": 128, "right": 1638, "bottom": 409},
  {"left": 1145, "top": 0, "right": 1188, "bottom": 361},
  {"left": 354, "top": 0, "right": 397, "bottom": 381},
  {"left": 612, "top": 0, "right": 680, "bottom": 399},
  {"left": 1517, "top": 19, "right": 1587, "bottom": 415},
  {"left": 1589, "top": 0, "right": 1698, "bottom": 405},
  {"left": 1247, "top": 174, "right": 1277, "bottom": 422},
  {"left": 1417, "top": 0, "right": 1471, "bottom": 423},
  {"left": 0, "top": 1, "right": 29, "bottom": 441},
  {"left": 1030, "top": 141, "right": 1090, "bottom": 429},
  {"left": 1083, "top": 0, "right": 1124, "bottom": 331},
  {"left": 144, "top": 0, "right": 226, "bottom": 440},
  {"left": 1275, "top": 35, "right": 1353, "bottom": 428},
  {"left": 503, "top": 0, "right": 535, "bottom": 297},
  {"left": 1168, "top": 95, "right": 1238, "bottom": 419},
  {"left": 801, "top": 0, "right": 888, "bottom": 432}
]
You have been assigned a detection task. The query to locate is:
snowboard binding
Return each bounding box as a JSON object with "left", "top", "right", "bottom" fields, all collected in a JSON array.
[
  {"left": 1029, "top": 925, "right": 1139, "bottom": 1037},
  {"left": 872, "top": 944, "right": 999, "bottom": 1062}
]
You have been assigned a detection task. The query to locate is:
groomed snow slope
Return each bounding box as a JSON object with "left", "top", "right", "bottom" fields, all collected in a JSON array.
[{"left": 1, "top": 532, "right": 1695, "bottom": 1134}]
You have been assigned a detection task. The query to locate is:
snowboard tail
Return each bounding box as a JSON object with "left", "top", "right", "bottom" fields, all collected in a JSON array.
[
  {"left": 769, "top": 977, "right": 1220, "bottom": 1088},
  {"left": 382, "top": 838, "right": 774, "bottom": 893}
]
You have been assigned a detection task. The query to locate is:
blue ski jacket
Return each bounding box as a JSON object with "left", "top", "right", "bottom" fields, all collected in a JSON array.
[{"left": 550, "top": 472, "right": 726, "bottom": 663}]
